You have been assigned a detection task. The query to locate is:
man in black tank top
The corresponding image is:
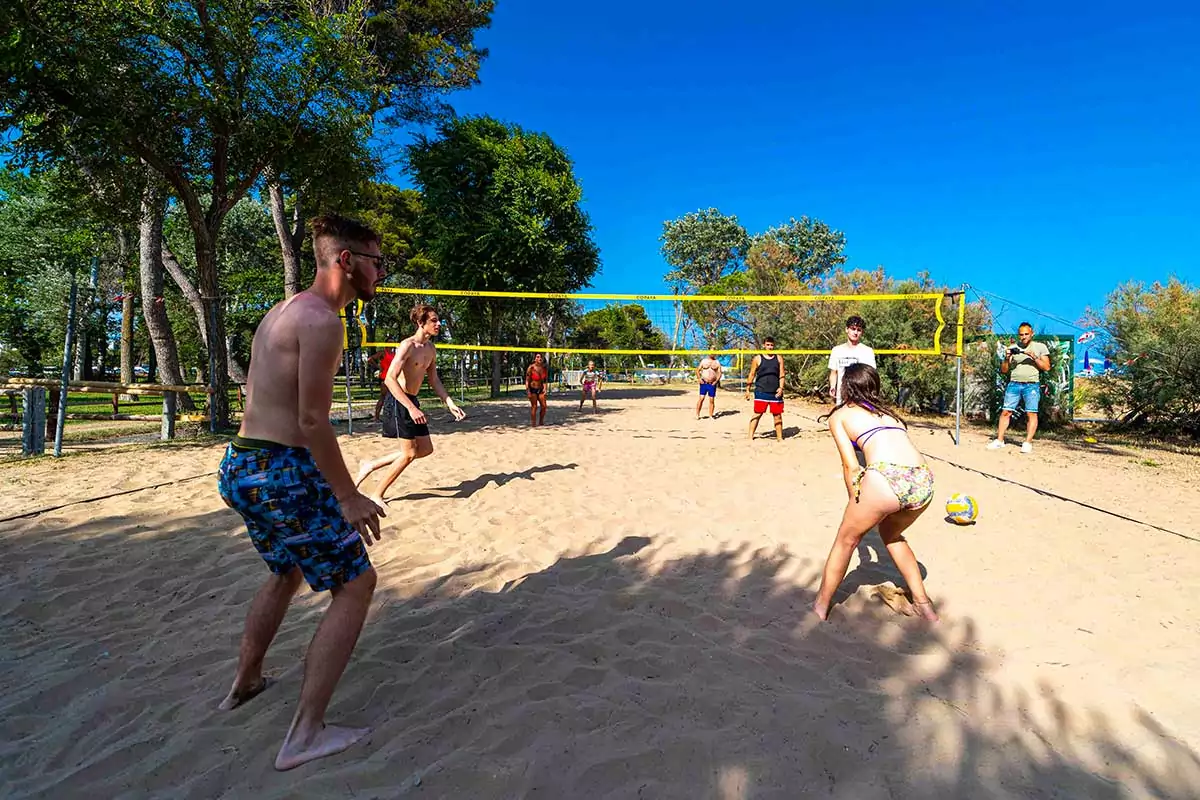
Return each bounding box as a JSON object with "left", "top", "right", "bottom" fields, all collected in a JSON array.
[{"left": 744, "top": 336, "right": 785, "bottom": 441}]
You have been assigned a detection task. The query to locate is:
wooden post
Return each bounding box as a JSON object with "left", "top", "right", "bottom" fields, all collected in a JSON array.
[
  {"left": 46, "top": 387, "right": 59, "bottom": 442},
  {"left": 22, "top": 387, "right": 46, "bottom": 456},
  {"left": 112, "top": 392, "right": 119, "bottom": 416},
  {"left": 161, "top": 390, "right": 177, "bottom": 441}
]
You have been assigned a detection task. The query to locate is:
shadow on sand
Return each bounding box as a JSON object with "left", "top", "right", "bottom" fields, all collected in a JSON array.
[
  {"left": 392, "top": 463, "right": 579, "bottom": 501},
  {"left": 3, "top": 517, "right": 1198, "bottom": 799}
]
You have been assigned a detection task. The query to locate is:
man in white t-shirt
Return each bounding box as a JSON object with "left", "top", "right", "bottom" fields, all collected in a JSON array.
[{"left": 827, "top": 315, "right": 876, "bottom": 404}]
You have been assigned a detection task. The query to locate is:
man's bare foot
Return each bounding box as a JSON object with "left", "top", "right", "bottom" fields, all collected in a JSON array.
[
  {"left": 218, "top": 676, "right": 274, "bottom": 710},
  {"left": 912, "top": 599, "right": 940, "bottom": 622},
  {"left": 812, "top": 598, "right": 830, "bottom": 621},
  {"left": 274, "top": 724, "right": 371, "bottom": 771},
  {"left": 354, "top": 462, "right": 374, "bottom": 488}
]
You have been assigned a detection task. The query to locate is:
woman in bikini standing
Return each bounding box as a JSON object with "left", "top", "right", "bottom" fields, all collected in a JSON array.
[
  {"left": 813, "top": 363, "right": 939, "bottom": 622},
  {"left": 526, "top": 353, "right": 549, "bottom": 426}
]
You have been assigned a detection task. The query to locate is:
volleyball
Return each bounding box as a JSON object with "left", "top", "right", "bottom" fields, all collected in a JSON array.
[{"left": 945, "top": 494, "right": 979, "bottom": 525}]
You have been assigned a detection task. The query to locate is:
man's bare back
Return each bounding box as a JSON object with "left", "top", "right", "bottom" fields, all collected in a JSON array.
[{"left": 239, "top": 293, "right": 340, "bottom": 447}]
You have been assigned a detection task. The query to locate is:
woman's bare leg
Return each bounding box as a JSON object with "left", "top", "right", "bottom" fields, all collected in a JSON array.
[
  {"left": 878, "top": 505, "right": 938, "bottom": 621},
  {"left": 813, "top": 472, "right": 898, "bottom": 620}
]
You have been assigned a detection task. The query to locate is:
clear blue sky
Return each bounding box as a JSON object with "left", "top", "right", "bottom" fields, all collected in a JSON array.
[{"left": 387, "top": 0, "right": 1198, "bottom": 339}]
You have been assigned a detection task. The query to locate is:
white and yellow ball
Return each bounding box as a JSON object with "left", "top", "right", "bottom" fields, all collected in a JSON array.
[{"left": 945, "top": 494, "right": 979, "bottom": 525}]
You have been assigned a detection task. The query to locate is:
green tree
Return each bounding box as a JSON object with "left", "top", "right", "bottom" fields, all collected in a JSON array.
[
  {"left": 661, "top": 211, "right": 847, "bottom": 349},
  {"left": 659, "top": 208, "right": 748, "bottom": 346},
  {"left": 162, "top": 197, "right": 282, "bottom": 380},
  {"left": 1083, "top": 278, "right": 1199, "bottom": 435},
  {"left": 350, "top": 184, "right": 435, "bottom": 285},
  {"left": 3, "top": 0, "right": 492, "bottom": 427},
  {"left": 795, "top": 269, "right": 989, "bottom": 410},
  {"left": 660, "top": 208, "right": 749, "bottom": 294},
  {"left": 408, "top": 115, "right": 601, "bottom": 395},
  {"left": 753, "top": 216, "right": 848, "bottom": 281},
  {"left": 0, "top": 166, "right": 110, "bottom": 376},
  {"left": 567, "top": 304, "right": 668, "bottom": 370}
]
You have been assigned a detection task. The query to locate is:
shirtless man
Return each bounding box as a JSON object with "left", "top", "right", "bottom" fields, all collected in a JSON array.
[
  {"left": 526, "top": 353, "right": 549, "bottom": 426},
  {"left": 695, "top": 354, "right": 723, "bottom": 420},
  {"left": 744, "top": 336, "right": 785, "bottom": 441},
  {"left": 216, "top": 214, "right": 387, "bottom": 770},
  {"left": 354, "top": 304, "right": 466, "bottom": 502}
]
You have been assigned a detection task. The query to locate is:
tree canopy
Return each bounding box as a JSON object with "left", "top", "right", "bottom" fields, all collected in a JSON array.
[
  {"left": 408, "top": 114, "right": 600, "bottom": 394},
  {"left": 1, "top": 0, "right": 493, "bottom": 426}
]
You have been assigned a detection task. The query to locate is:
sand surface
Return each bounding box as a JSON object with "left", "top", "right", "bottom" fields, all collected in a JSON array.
[{"left": 2, "top": 387, "right": 1198, "bottom": 798}]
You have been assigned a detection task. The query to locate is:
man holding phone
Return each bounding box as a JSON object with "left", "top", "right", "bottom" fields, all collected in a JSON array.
[{"left": 987, "top": 322, "right": 1051, "bottom": 453}]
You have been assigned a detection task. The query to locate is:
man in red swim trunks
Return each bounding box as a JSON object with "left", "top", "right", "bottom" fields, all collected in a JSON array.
[
  {"left": 744, "top": 336, "right": 785, "bottom": 441},
  {"left": 526, "top": 353, "right": 549, "bottom": 426}
]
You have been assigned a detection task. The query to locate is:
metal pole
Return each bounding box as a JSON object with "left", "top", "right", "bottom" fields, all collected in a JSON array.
[
  {"left": 54, "top": 268, "right": 80, "bottom": 457},
  {"left": 955, "top": 348, "right": 963, "bottom": 447},
  {"left": 343, "top": 349, "right": 354, "bottom": 435},
  {"left": 955, "top": 283, "right": 966, "bottom": 446}
]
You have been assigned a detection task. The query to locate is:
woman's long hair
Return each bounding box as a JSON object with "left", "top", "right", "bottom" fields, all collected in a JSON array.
[{"left": 818, "top": 363, "right": 908, "bottom": 426}]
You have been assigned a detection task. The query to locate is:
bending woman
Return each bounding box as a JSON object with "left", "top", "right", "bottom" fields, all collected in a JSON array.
[{"left": 813, "top": 363, "right": 939, "bottom": 622}]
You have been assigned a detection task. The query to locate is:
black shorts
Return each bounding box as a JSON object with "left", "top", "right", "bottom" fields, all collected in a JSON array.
[
  {"left": 527, "top": 385, "right": 546, "bottom": 396},
  {"left": 382, "top": 393, "right": 430, "bottom": 440}
]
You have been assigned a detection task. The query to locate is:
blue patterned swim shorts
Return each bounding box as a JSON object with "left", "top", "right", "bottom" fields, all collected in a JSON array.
[{"left": 217, "top": 438, "right": 371, "bottom": 591}]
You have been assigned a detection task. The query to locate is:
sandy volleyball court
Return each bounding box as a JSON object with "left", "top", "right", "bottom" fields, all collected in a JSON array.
[{"left": 2, "top": 387, "right": 1198, "bottom": 798}]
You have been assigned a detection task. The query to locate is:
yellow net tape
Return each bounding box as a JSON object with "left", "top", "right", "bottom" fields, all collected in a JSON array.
[{"left": 356, "top": 287, "right": 961, "bottom": 357}]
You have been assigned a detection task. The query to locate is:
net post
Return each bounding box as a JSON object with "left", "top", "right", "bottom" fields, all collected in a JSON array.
[
  {"left": 54, "top": 267, "right": 80, "bottom": 457},
  {"left": 955, "top": 283, "right": 966, "bottom": 446}
]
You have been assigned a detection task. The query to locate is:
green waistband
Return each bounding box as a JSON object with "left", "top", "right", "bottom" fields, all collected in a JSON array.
[{"left": 231, "top": 434, "right": 293, "bottom": 451}]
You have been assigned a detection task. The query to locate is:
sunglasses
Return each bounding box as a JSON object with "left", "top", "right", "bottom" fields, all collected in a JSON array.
[{"left": 348, "top": 250, "right": 388, "bottom": 269}]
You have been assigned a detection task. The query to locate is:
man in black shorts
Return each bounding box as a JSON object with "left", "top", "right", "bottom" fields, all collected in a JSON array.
[
  {"left": 526, "top": 353, "right": 549, "bottom": 426},
  {"left": 354, "top": 303, "right": 466, "bottom": 502},
  {"left": 216, "top": 214, "right": 386, "bottom": 770}
]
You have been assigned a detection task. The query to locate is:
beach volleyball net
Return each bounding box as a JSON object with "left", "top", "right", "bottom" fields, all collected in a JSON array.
[{"left": 350, "top": 286, "right": 967, "bottom": 391}]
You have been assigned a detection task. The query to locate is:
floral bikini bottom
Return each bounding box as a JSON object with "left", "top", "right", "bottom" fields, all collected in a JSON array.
[{"left": 852, "top": 462, "right": 934, "bottom": 510}]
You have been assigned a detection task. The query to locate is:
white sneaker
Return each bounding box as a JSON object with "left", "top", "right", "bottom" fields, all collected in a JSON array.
[
  {"left": 1020, "top": 442, "right": 1033, "bottom": 454},
  {"left": 986, "top": 439, "right": 1006, "bottom": 450}
]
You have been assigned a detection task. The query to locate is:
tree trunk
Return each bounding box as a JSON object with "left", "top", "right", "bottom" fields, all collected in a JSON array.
[
  {"left": 80, "top": 333, "right": 93, "bottom": 380},
  {"left": 268, "top": 176, "right": 305, "bottom": 299},
  {"left": 226, "top": 336, "right": 248, "bottom": 384},
  {"left": 139, "top": 188, "right": 196, "bottom": 411},
  {"left": 119, "top": 228, "right": 135, "bottom": 386},
  {"left": 194, "top": 233, "right": 232, "bottom": 429},
  {"left": 161, "top": 235, "right": 245, "bottom": 393},
  {"left": 161, "top": 243, "right": 208, "bottom": 350}
]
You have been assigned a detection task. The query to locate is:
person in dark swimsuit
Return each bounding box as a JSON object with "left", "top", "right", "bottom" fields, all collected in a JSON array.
[
  {"left": 526, "top": 353, "right": 549, "bottom": 427},
  {"left": 813, "top": 363, "right": 939, "bottom": 623},
  {"left": 744, "top": 336, "right": 785, "bottom": 441}
]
